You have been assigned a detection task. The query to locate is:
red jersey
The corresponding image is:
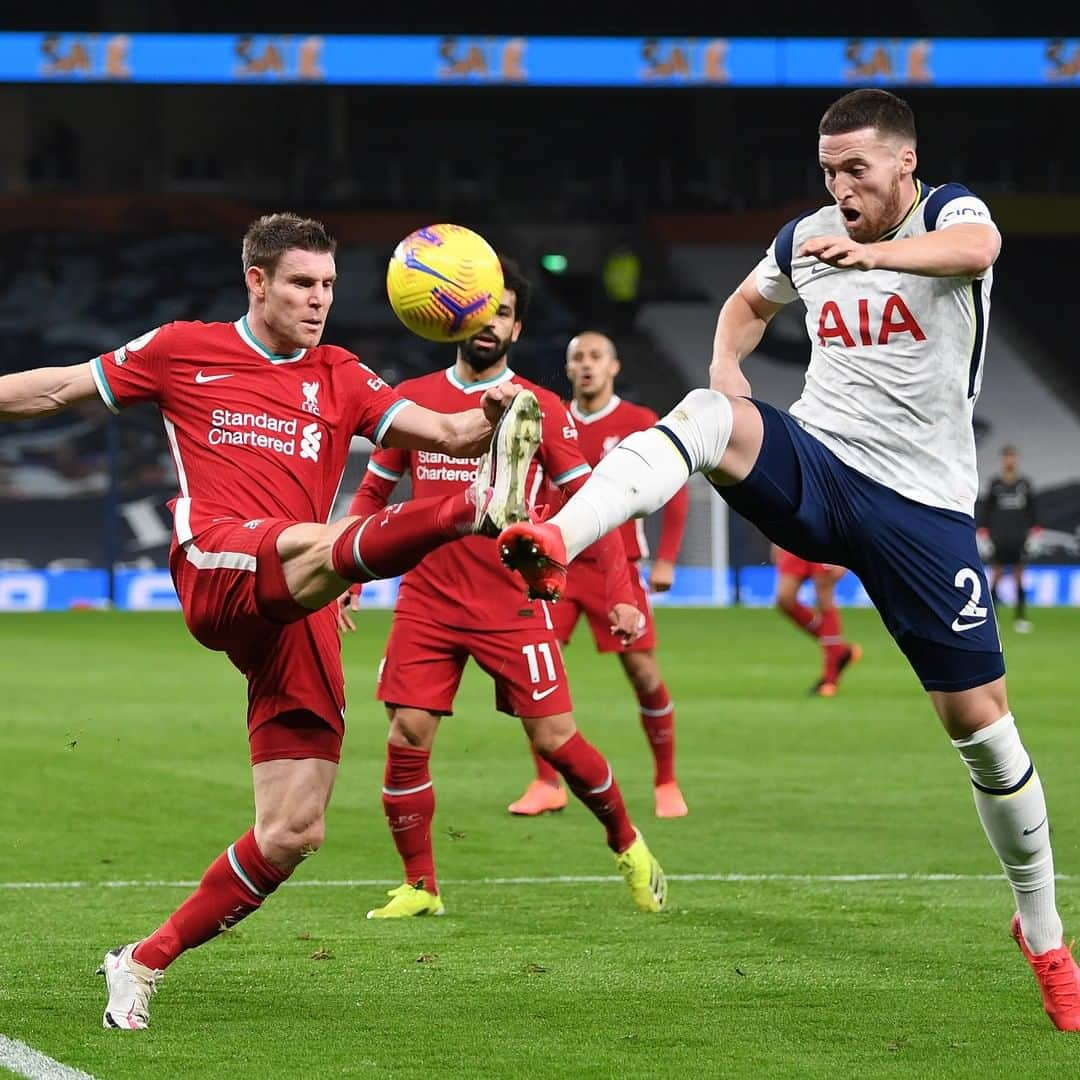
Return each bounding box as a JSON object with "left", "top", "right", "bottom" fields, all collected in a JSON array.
[
  {"left": 570, "top": 396, "right": 689, "bottom": 563},
  {"left": 349, "top": 365, "right": 631, "bottom": 631},
  {"left": 90, "top": 318, "right": 406, "bottom": 545}
]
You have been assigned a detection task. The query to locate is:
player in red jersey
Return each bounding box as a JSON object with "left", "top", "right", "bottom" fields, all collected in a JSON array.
[
  {"left": 343, "top": 260, "right": 667, "bottom": 919},
  {"left": 507, "top": 331, "right": 692, "bottom": 819},
  {"left": 0, "top": 213, "right": 541, "bottom": 1030},
  {"left": 772, "top": 544, "right": 861, "bottom": 696}
]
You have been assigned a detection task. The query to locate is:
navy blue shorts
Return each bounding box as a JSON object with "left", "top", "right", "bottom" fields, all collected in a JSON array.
[{"left": 721, "top": 400, "right": 1004, "bottom": 692}]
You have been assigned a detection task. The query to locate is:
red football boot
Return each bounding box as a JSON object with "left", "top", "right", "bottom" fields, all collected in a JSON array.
[
  {"left": 499, "top": 521, "right": 568, "bottom": 601},
  {"left": 1011, "top": 913, "right": 1080, "bottom": 1031}
]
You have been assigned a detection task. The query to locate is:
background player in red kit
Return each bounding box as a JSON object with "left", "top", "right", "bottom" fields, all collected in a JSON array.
[
  {"left": 344, "top": 259, "right": 668, "bottom": 919},
  {"left": 772, "top": 544, "right": 861, "bottom": 696},
  {"left": 0, "top": 213, "right": 539, "bottom": 1030},
  {"left": 507, "top": 331, "right": 691, "bottom": 819}
]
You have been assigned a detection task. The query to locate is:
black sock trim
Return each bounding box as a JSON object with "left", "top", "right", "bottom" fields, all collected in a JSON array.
[
  {"left": 654, "top": 425, "right": 693, "bottom": 475},
  {"left": 971, "top": 760, "right": 1034, "bottom": 796}
]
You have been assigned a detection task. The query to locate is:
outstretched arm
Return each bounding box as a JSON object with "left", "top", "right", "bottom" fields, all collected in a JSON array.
[
  {"left": 650, "top": 480, "right": 690, "bottom": 592},
  {"left": 710, "top": 273, "right": 785, "bottom": 396},
  {"left": 336, "top": 458, "right": 403, "bottom": 633},
  {"left": 0, "top": 362, "right": 100, "bottom": 421},
  {"left": 800, "top": 222, "right": 999, "bottom": 278},
  {"left": 380, "top": 382, "right": 521, "bottom": 458},
  {"left": 346, "top": 448, "right": 403, "bottom": 520}
]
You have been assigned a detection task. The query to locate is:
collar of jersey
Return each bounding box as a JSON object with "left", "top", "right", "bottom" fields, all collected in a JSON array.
[
  {"left": 445, "top": 365, "right": 515, "bottom": 394},
  {"left": 875, "top": 179, "right": 925, "bottom": 243},
  {"left": 571, "top": 395, "right": 622, "bottom": 424},
  {"left": 234, "top": 317, "right": 307, "bottom": 364}
]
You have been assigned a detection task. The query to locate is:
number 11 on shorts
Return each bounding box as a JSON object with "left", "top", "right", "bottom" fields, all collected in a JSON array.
[{"left": 522, "top": 642, "right": 557, "bottom": 683}]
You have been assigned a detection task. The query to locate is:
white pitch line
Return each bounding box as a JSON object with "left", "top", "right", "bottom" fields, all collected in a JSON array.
[
  {"left": 1, "top": 871, "right": 1070, "bottom": 890},
  {"left": 0, "top": 1035, "right": 95, "bottom": 1080}
]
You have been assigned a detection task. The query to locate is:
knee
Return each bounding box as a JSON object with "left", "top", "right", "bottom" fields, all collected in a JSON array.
[
  {"left": 388, "top": 710, "right": 437, "bottom": 750},
  {"left": 660, "top": 389, "right": 734, "bottom": 473},
  {"left": 678, "top": 387, "right": 733, "bottom": 416},
  {"left": 257, "top": 813, "right": 326, "bottom": 867},
  {"left": 940, "top": 684, "right": 1011, "bottom": 741},
  {"left": 623, "top": 656, "right": 660, "bottom": 696},
  {"left": 529, "top": 715, "right": 577, "bottom": 756}
]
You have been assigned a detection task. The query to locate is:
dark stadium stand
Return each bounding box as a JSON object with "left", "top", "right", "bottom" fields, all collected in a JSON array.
[{"left": 989, "top": 234, "right": 1080, "bottom": 422}]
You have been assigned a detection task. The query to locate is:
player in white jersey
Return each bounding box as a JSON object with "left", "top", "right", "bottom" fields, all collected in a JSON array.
[
  {"left": 767, "top": 179, "right": 991, "bottom": 514},
  {"left": 499, "top": 89, "right": 1080, "bottom": 1031}
]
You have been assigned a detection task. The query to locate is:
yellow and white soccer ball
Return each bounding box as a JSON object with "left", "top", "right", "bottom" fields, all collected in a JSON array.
[{"left": 386, "top": 223, "right": 504, "bottom": 342}]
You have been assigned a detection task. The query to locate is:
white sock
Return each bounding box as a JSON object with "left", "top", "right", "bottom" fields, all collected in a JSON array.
[
  {"left": 552, "top": 389, "right": 734, "bottom": 560},
  {"left": 952, "top": 712, "right": 1062, "bottom": 953}
]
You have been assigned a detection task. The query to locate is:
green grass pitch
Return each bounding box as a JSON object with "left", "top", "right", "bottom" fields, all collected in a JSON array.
[{"left": 2, "top": 607, "right": 1080, "bottom": 1078}]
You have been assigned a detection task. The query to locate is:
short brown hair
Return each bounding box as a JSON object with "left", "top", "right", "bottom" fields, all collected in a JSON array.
[
  {"left": 241, "top": 212, "right": 337, "bottom": 277},
  {"left": 819, "top": 89, "right": 916, "bottom": 144},
  {"left": 498, "top": 255, "right": 532, "bottom": 327}
]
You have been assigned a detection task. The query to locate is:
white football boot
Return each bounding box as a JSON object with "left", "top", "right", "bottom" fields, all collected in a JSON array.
[
  {"left": 97, "top": 943, "right": 163, "bottom": 1029},
  {"left": 472, "top": 388, "right": 542, "bottom": 538}
]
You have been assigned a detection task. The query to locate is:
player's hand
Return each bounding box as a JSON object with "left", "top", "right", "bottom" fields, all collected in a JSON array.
[
  {"left": 336, "top": 583, "right": 362, "bottom": 634},
  {"left": 800, "top": 234, "right": 878, "bottom": 271},
  {"left": 648, "top": 558, "right": 675, "bottom": 593},
  {"left": 975, "top": 528, "right": 994, "bottom": 562},
  {"left": 609, "top": 603, "right": 646, "bottom": 647},
  {"left": 479, "top": 382, "right": 524, "bottom": 426}
]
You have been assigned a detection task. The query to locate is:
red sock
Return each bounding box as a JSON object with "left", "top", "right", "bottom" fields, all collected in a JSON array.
[
  {"left": 531, "top": 744, "right": 561, "bottom": 785},
  {"left": 780, "top": 601, "right": 821, "bottom": 637},
  {"left": 132, "top": 829, "right": 290, "bottom": 970},
  {"left": 383, "top": 743, "right": 438, "bottom": 894},
  {"left": 637, "top": 684, "right": 676, "bottom": 786},
  {"left": 543, "top": 732, "right": 636, "bottom": 853},
  {"left": 331, "top": 493, "right": 473, "bottom": 583},
  {"left": 818, "top": 607, "right": 847, "bottom": 676}
]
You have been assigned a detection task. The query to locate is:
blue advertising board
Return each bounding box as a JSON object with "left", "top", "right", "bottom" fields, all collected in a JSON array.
[{"left": 1, "top": 34, "right": 1078, "bottom": 88}]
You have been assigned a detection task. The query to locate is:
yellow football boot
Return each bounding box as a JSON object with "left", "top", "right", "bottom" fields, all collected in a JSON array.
[
  {"left": 614, "top": 829, "right": 667, "bottom": 913},
  {"left": 366, "top": 881, "right": 446, "bottom": 919}
]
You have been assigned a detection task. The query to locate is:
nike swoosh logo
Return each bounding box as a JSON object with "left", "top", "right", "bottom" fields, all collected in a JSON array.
[
  {"left": 531, "top": 686, "right": 559, "bottom": 701},
  {"left": 195, "top": 371, "right": 234, "bottom": 383},
  {"left": 1022, "top": 817, "right": 1047, "bottom": 836},
  {"left": 810, "top": 263, "right": 837, "bottom": 275},
  {"left": 951, "top": 617, "right": 987, "bottom": 633}
]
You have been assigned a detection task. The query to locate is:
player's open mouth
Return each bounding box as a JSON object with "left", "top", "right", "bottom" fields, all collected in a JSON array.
[{"left": 841, "top": 206, "right": 860, "bottom": 223}]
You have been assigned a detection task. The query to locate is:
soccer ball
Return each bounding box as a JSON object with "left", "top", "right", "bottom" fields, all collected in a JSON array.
[{"left": 386, "top": 223, "right": 504, "bottom": 343}]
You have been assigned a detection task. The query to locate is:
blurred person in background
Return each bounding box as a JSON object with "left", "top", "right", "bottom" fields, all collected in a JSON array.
[
  {"left": 341, "top": 262, "right": 667, "bottom": 920},
  {"left": 508, "top": 331, "right": 691, "bottom": 818},
  {"left": 979, "top": 445, "right": 1040, "bottom": 633},
  {"left": 771, "top": 543, "right": 861, "bottom": 696}
]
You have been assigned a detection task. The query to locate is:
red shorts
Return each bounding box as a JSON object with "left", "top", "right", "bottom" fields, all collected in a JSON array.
[
  {"left": 774, "top": 549, "right": 839, "bottom": 581},
  {"left": 377, "top": 613, "right": 573, "bottom": 718},
  {"left": 551, "top": 560, "right": 657, "bottom": 653},
  {"left": 170, "top": 517, "right": 344, "bottom": 764}
]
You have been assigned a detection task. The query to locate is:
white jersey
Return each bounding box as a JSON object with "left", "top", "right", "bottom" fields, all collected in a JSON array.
[{"left": 754, "top": 180, "right": 997, "bottom": 516}]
